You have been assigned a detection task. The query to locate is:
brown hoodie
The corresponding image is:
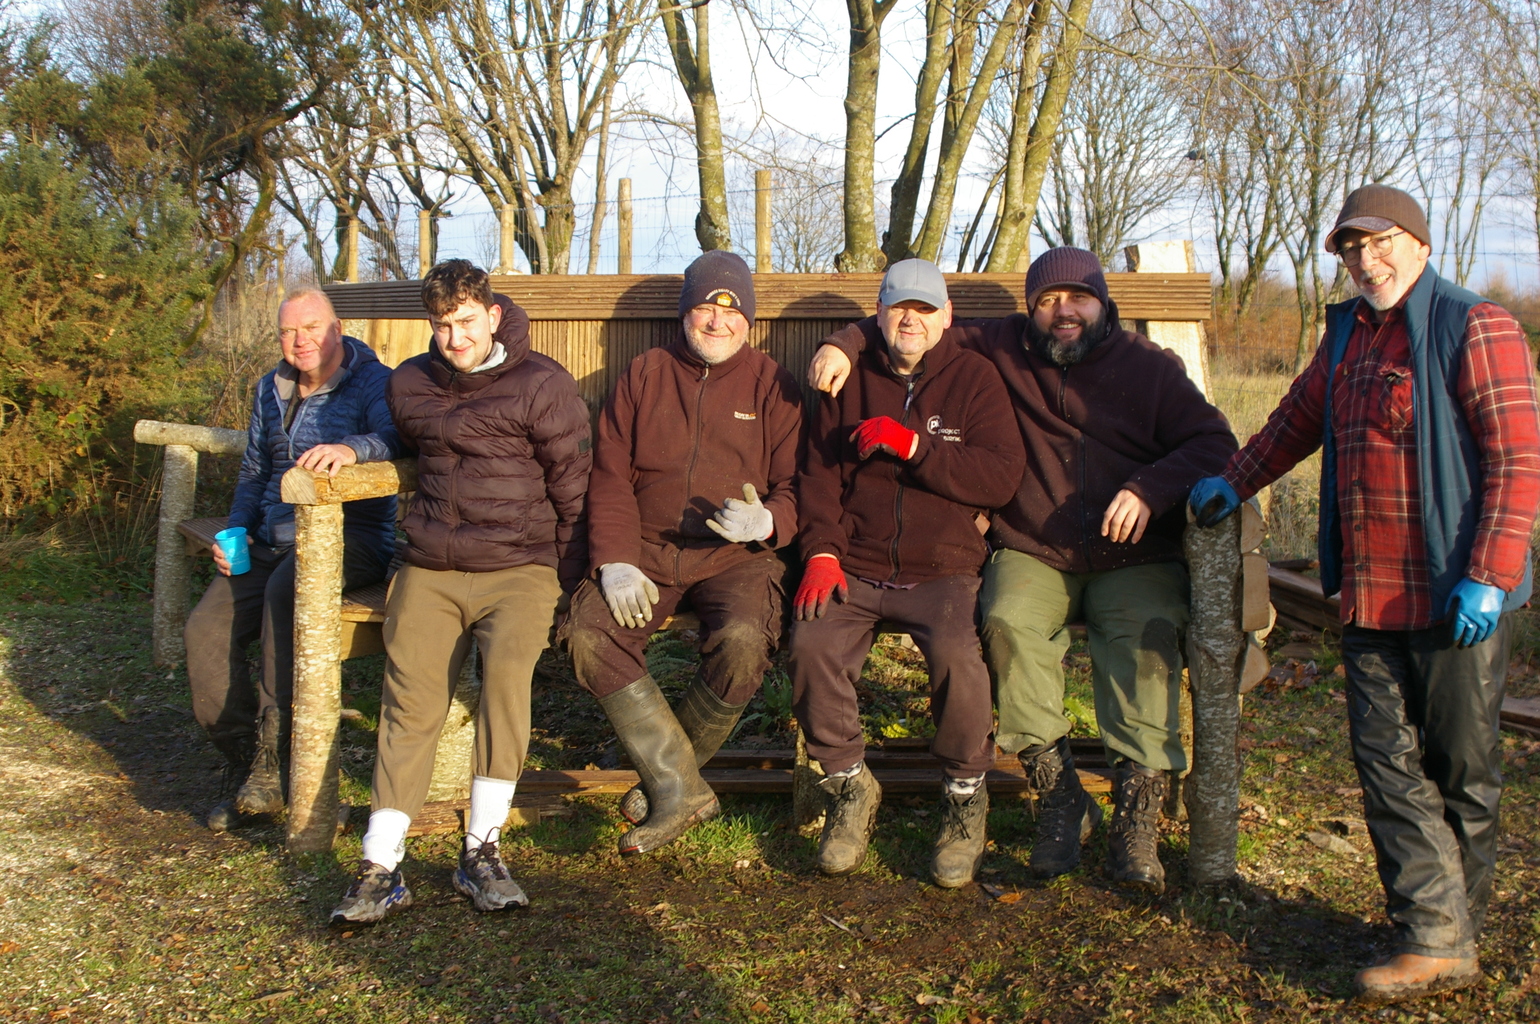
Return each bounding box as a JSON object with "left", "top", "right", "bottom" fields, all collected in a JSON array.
[
  {"left": 586, "top": 335, "right": 804, "bottom": 587},
  {"left": 799, "top": 332, "right": 1026, "bottom": 585},
  {"left": 823, "top": 306, "right": 1237, "bottom": 573}
]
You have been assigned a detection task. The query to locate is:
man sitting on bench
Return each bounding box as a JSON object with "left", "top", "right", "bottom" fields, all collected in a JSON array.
[
  {"left": 333, "top": 260, "right": 591, "bottom": 924},
  {"left": 564, "top": 250, "right": 804, "bottom": 856},
  {"left": 791, "top": 259, "right": 1024, "bottom": 887},
  {"left": 186, "top": 287, "right": 401, "bottom": 832}
]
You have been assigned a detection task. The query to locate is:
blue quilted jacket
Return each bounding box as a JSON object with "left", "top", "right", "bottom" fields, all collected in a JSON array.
[{"left": 228, "top": 337, "right": 402, "bottom": 569}]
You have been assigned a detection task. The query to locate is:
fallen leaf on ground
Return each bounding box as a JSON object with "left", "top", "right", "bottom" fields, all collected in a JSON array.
[
  {"left": 0, "top": 941, "right": 19, "bottom": 955},
  {"left": 916, "top": 992, "right": 954, "bottom": 1006},
  {"left": 253, "top": 989, "right": 296, "bottom": 1003}
]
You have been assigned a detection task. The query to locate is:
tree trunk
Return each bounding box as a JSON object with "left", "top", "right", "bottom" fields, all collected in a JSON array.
[
  {"left": 915, "top": 0, "right": 1025, "bottom": 262},
  {"left": 287, "top": 502, "right": 345, "bottom": 854},
  {"left": 883, "top": 0, "right": 954, "bottom": 264},
  {"left": 986, "top": 0, "right": 1091, "bottom": 272},
  {"left": 837, "top": 0, "right": 898, "bottom": 273},
  {"left": 660, "top": 0, "right": 731, "bottom": 252},
  {"left": 1182, "top": 506, "right": 1244, "bottom": 886}
]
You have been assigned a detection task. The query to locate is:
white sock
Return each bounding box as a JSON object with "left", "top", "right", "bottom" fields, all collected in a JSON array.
[
  {"left": 360, "top": 808, "right": 411, "bottom": 872},
  {"left": 944, "top": 774, "right": 985, "bottom": 798},
  {"left": 827, "top": 762, "right": 863, "bottom": 780},
  {"left": 465, "top": 775, "right": 518, "bottom": 851}
]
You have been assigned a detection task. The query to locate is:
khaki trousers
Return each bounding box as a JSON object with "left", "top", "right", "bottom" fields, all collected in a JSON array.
[
  {"left": 980, "top": 548, "right": 1189, "bottom": 771},
  {"left": 371, "top": 562, "right": 560, "bottom": 818}
]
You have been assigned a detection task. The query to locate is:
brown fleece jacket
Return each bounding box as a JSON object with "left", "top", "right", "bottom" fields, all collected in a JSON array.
[
  {"left": 823, "top": 307, "right": 1237, "bottom": 573},
  {"left": 586, "top": 335, "right": 804, "bottom": 588},
  {"left": 799, "top": 333, "right": 1026, "bottom": 585}
]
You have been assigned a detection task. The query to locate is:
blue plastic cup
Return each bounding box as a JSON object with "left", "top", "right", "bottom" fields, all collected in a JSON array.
[{"left": 214, "top": 527, "right": 251, "bottom": 575}]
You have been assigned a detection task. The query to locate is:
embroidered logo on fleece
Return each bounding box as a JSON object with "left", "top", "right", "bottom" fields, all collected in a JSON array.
[
  {"left": 734, "top": 411, "right": 757, "bottom": 420},
  {"left": 926, "top": 415, "right": 962, "bottom": 441}
]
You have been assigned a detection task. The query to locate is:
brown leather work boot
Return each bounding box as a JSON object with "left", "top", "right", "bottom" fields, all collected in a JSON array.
[
  {"left": 1022, "top": 737, "right": 1101, "bottom": 878},
  {"left": 235, "top": 707, "right": 286, "bottom": 816},
  {"left": 1353, "top": 954, "right": 1481, "bottom": 1004},
  {"left": 816, "top": 764, "right": 882, "bottom": 876},
  {"left": 1106, "top": 760, "right": 1168, "bottom": 893}
]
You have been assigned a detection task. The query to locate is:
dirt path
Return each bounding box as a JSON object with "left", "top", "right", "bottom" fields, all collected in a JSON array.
[{"left": 2, "top": 600, "right": 1539, "bottom": 1022}]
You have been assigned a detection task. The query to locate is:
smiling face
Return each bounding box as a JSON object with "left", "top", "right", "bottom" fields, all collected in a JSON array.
[
  {"left": 682, "top": 303, "right": 750, "bottom": 365},
  {"left": 876, "top": 299, "right": 953, "bottom": 374},
  {"left": 1027, "top": 287, "right": 1108, "bottom": 366},
  {"left": 431, "top": 298, "right": 503, "bottom": 372},
  {"left": 277, "top": 293, "right": 345, "bottom": 384},
  {"left": 1340, "top": 227, "right": 1432, "bottom": 311}
]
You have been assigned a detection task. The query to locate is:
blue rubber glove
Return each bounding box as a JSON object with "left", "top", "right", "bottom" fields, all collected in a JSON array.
[
  {"left": 1446, "top": 578, "right": 1504, "bottom": 648},
  {"left": 1189, "top": 476, "right": 1241, "bottom": 527}
]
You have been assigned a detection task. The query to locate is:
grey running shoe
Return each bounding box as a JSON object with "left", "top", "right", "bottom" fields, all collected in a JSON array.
[
  {"left": 330, "top": 861, "right": 412, "bottom": 925},
  {"left": 453, "top": 841, "right": 530, "bottom": 912}
]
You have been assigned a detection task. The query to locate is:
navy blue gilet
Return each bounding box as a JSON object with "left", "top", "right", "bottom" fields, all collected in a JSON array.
[{"left": 1317, "top": 267, "right": 1532, "bottom": 621}]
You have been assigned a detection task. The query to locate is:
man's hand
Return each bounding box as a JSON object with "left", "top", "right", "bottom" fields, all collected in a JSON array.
[
  {"left": 1189, "top": 476, "right": 1240, "bottom": 527},
  {"left": 211, "top": 539, "right": 243, "bottom": 577},
  {"left": 1446, "top": 578, "right": 1505, "bottom": 647},
  {"left": 808, "top": 344, "right": 853, "bottom": 397},
  {"left": 794, "top": 554, "right": 848, "bottom": 620},
  {"left": 1101, "top": 489, "right": 1152, "bottom": 544},
  {"left": 599, "top": 562, "right": 660, "bottom": 629},
  {"left": 706, "top": 483, "right": 775, "bottom": 544},
  {"left": 851, "top": 416, "right": 919, "bottom": 460},
  {"left": 295, "top": 443, "right": 358, "bottom": 478}
]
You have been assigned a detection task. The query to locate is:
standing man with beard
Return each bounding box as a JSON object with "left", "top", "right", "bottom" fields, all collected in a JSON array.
[{"left": 809, "top": 247, "right": 1236, "bottom": 892}]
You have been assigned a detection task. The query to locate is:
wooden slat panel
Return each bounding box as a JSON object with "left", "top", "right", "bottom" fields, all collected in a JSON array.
[{"left": 326, "top": 272, "right": 1212, "bottom": 324}]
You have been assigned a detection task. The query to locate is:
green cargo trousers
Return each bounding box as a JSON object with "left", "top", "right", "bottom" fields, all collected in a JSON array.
[{"left": 979, "top": 548, "right": 1189, "bottom": 772}]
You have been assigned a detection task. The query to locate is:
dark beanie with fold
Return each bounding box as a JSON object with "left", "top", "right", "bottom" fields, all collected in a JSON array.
[
  {"left": 1024, "top": 246, "right": 1110, "bottom": 308},
  {"left": 679, "top": 250, "right": 756, "bottom": 326}
]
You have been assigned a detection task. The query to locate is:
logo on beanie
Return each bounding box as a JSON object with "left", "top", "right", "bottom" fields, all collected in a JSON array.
[{"left": 708, "top": 289, "right": 739, "bottom": 309}]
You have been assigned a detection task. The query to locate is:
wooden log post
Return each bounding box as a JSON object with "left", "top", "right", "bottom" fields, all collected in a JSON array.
[
  {"left": 617, "top": 178, "right": 633, "bottom": 275},
  {"left": 151, "top": 444, "right": 198, "bottom": 667},
  {"left": 134, "top": 420, "right": 249, "bottom": 666},
  {"left": 287, "top": 500, "right": 346, "bottom": 854},
  {"left": 1182, "top": 506, "right": 1245, "bottom": 885},
  {"left": 755, "top": 169, "right": 773, "bottom": 273}
]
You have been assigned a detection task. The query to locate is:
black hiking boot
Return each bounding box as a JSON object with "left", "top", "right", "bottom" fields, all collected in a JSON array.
[
  {"left": 599, "top": 676, "right": 720, "bottom": 856},
  {"left": 207, "top": 735, "right": 256, "bottom": 833},
  {"left": 1022, "top": 737, "right": 1102, "bottom": 878},
  {"left": 235, "top": 707, "right": 285, "bottom": 816},
  {"left": 930, "top": 784, "right": 989, "bottom": 888},
  {"left": 1107, "top": 760, "right": 1169, "bottom": 893},
  {"left": 816, "top": 764, "right": 883, "bottom": 876},
  {"left": 619, "top": 678, "right": 747, "bottom": 825}
]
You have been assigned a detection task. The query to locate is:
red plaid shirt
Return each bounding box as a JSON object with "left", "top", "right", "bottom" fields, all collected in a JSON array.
[{"left": 1224, "top": 298, "right": 1540, "bottom": 630}]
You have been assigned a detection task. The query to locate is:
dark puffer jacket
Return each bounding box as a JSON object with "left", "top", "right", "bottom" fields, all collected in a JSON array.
[
  {"left": 387, "top": 296, "right": 591, "bottom": 585},
  {"left": 229, "top": 336, "right": 400, "bottom": 572}
]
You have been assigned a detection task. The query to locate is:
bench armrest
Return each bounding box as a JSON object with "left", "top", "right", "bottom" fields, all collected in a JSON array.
[{"left": 280, "top": 458, "right": 419, "bottom": 505}]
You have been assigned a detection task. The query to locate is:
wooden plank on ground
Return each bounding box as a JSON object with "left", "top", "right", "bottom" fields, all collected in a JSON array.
[{"left": 1502, "top": 696, "right": 1540, "bottom": 738}]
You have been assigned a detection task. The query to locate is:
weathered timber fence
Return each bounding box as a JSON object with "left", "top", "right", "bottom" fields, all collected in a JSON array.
[
  {"left": 134, "top": 420, "right": 249, "bottom": 666},
  {"left": 322, "top": 272, "right": 1216, "bottom": 390}
]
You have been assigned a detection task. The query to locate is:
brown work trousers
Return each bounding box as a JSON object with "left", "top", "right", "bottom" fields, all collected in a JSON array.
[
  {"left": 565, "top": 553, "right": 786, "bottom": 703},
  {"left": 371, "top": 562, "right": 561, "bottom": 819},
  {"left": 789, "top": 572, "right": 995, "bottom": 777}
]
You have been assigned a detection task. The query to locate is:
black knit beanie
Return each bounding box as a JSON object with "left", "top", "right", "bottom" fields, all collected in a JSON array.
[
  {"left": 1024, "top": 247, "right": 1109, "bottom": 308},
  {"left": 679, "top": 250, "right": 755, "bottom": 326}
]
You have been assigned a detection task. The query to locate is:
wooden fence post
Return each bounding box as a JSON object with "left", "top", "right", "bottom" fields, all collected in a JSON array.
[
  {"left": 499, "top": 204, "right": 516, "bottom": 274},
  {"left": 346, "top": 217, "right": 360, "bottom": 284},
  {"left": 419, "top": 209, "right": 433, "bottom": 279},
  {"left": 151, "top": 444, "right": 198, "bottom": 667},
  {"left": 617, "top": 178, "right": 633, "bottom": 274},
  {"left": 287, "top": 502, "right": 345, "bottom": 854},
  {"left": 755, "top": 169, "right": 773, "bottom": 273},
  {"left": 1182, "top": 506, "right": 1245, "bottom": 885}
]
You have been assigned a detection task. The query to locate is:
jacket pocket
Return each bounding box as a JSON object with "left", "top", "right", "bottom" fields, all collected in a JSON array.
[{"left": 1381, "top": 365, "right": 1414, "bottom": 432}]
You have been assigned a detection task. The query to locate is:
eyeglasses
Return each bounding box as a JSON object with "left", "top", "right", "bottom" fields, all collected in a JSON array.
[{"left": 1336, "top": 230, "right": 1406, "bottom": 267}]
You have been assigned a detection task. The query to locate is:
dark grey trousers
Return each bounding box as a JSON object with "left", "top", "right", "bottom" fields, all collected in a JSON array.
[
  {"left": 1342, "top": 614, "right": 1511, "bottom": 960},
  {"left": 185, "top": 541, "right": 384, "bottom": 753}
]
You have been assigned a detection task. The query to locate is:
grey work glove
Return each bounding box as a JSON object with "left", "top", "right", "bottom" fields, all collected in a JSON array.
[
  {"left": 705, "top": 482, "right": 775, "bottom": 544},
  {"left": 599, "top": 562, "right": 660, "bottom": 629}
]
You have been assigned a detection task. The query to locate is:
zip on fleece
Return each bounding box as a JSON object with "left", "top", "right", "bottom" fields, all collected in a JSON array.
[
  {"left": 676, "top": 364, "right": 710, "bottom": 587},
  {"left": 444, "top": 373, "right": 461, "bottom": 569},
  {"left": 888, "top": 373, "right": 919, "bottom": 583},
  {"left": 1059, "top": 367, "right": 1094, "bottom": 571}
]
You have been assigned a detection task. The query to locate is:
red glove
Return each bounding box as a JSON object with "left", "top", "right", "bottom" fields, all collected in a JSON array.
[
  {"left": 794, "top": 555, "right": 848, "bottom": 620},
  {"left": 851, "top": 416, "right": 918, "bottom": 460}
]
